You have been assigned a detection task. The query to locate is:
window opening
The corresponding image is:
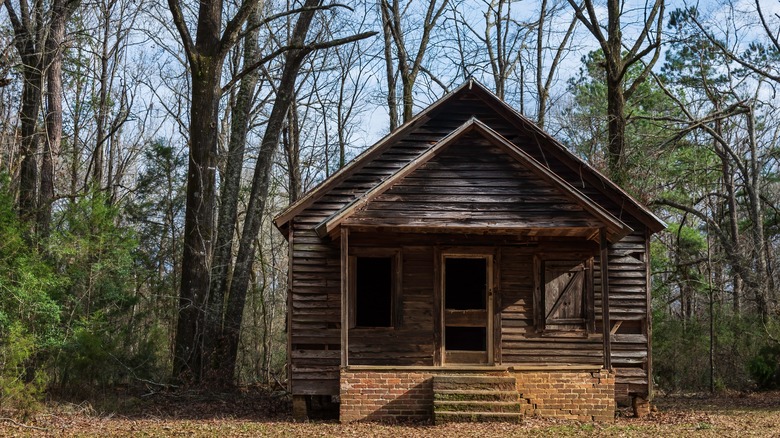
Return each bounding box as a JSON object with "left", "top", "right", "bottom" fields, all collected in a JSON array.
[{"left": 355, "top": 256, "right": 393, "bottom": 327}]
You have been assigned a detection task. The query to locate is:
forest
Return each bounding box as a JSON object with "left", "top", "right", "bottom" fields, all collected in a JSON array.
[{"left": 1, "top": 0, "right": 780, "bottom": 416}]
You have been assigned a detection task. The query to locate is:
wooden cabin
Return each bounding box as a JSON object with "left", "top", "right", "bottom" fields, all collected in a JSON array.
[{"left": 274, "top": 80, "right": 665, "bottom": 423}]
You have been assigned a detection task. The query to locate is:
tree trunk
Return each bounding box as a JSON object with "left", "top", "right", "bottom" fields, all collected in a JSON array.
[
  {"left": 381, "top": 0, "right": 448, "bottom": 128},
  {"left": 174, "top": 59, "right": 221, "bottom": 380},
  {"left": 18, "top": 61, "right": 41, "bottom": 225},
  {"left": 283, "top": 102, "right": 302, "bottom": 204},
  {"left": 568, "top": 0, "right": 663, "bottom": 184},
  {"left": 39, "top": 0, "right": 71, "bottom": 238},
  {"left": 92, "top": 13, "right": 112, "bottom": 187},
  {"left": 169, "top": 0, "right": 257, "bottom": 382},
  {"left": 221, "top": 0, "right": 322, "bottom": 378},
  {"left": 536, "top": 1, "right": 577, "bottom": 129},
  {"left": 401, "top": 72, "right": 415, "bottom": 123},
  {"left": 535, "top": 0, "right": 547, "bottom": 124},
  {"left": 745, "top": 108, "right": 769, "bottom": 318},
  {"left": 717, "top": 116, "right": 743, "bottom": 313},
  {"left": 606, "top": 72, "right": 626, "bottom": 184},
  {"left": 5, "top": 1, "right": 44, "bottom": 224},
  {"left": 70, "top": 45, "right": 85, "bottom": 197},
  {"left": 380, "top": 0, "right": 398, "bottom": 131},
  {"left": 203, "top": 3, "right": 263, "bottom": 385},
  {"left": 172, "top": 0, "right": 225, "bottom": 378},
  {"left": 604, "top": 0, "right": 626, "bottom": 184}
]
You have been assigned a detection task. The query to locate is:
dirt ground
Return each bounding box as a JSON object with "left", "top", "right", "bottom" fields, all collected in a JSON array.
[{"left": 2, "top": 388, "right": 780, "bottom": 437}]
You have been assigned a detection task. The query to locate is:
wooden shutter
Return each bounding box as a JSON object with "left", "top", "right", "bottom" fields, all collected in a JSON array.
[{"left": 543, "top": 261, "right": 586, "bottom": 331}]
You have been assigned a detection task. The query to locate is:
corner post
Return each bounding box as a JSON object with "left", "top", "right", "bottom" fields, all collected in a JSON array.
[
  {"left": 340, "top": 227, "right": 350, "bottom": 368},
  {"left": 600, "top": 228, "right": 612, "bottom": 371},
  {"left": 645, "top": 228, "right": 654, "bottom": 399},
  {"left": 286, "top": 223, "right": 294, "bottom": 393}
]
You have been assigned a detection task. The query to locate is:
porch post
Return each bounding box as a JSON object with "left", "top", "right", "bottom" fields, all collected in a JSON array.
[
  {"left": 600, "top": 228, "right": 612, "bottom": 371},
  {"left": 340, "top": 227, "right": 350, "bottom": 368}
]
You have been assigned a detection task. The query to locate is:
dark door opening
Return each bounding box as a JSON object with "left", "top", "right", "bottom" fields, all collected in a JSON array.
[{"left": 443, "top": 255, "right": 492, "bottom": 364}]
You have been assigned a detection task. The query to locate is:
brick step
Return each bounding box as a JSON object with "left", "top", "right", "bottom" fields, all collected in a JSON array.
[
  {"left": 434, "top": 400, "right": 523, "bottom": 413},
  {"left": 434, "top": 389, "right": 520, "bottom": 402},
  {"left": 434, "top": 411, "right": 523, "bottom": 424},
  {"left": 432, "top": 375, "right": 516, "bottom": 391}
]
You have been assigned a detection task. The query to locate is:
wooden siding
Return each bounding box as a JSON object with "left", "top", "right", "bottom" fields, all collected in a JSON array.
[
  {"left": 500, "top": 245, "right": 604, "bottom": 366},
  {"left": 345, "top": 134, "right": 604, "bottom": 231},
  {"left": 347, "top": 245, "right": 435, "bottom": 366},
  {"left": 289, "top": 223, "right": 341, "bottom": 395},
  {"left": 286, "top": 89, "right": 652, "bottom": 398}
]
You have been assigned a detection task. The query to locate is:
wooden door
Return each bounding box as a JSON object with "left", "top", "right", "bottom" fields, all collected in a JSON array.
[{"left": 442, "top": 254, "right": 493, "bottom": 364}]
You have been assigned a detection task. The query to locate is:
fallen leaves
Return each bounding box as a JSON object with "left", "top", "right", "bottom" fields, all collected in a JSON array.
[{"left": 1, "top": 388, "right": 779, "bottom": 437}]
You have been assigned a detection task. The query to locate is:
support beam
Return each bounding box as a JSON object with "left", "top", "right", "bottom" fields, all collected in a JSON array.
[
  {"left": 292, "top": 395, "right": 308, "bottom": 420},
  {"left": 433, "top": 246, "right": 442, "bottom": 366},
  {"left": 600, "top": 228, "right": 612, "bottom": 371},
  {"left": 340, "top": 227, "right": 350, "bottom": 368}
]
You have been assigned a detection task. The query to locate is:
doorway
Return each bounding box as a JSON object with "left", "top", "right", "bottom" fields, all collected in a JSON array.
[{"left": 442, "top": 254, "right": 493, "bottom": 364}]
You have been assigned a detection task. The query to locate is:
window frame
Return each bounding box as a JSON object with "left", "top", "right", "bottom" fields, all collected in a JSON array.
[
  {"left": 348, "top": 247, "right": 401, "bottom": 330},
  {"left": 533, "top": 255, "right": 595, "bottom": 334}
]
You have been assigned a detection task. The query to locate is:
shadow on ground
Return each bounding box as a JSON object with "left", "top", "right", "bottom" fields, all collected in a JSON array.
[{"left": 47, "top": 385, "right": 298, "bottom": 422}]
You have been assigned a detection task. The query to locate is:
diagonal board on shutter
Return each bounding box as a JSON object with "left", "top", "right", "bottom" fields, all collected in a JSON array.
[{"left": 544, "top": 261, "right": 586, "bottom": 330}]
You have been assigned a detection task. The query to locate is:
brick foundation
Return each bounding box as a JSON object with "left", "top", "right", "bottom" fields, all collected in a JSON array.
[
  {"left": 340, "top": 369, "right": 434, "bottom": 422},
  {"left": 339, "top": 367, "right": 615, "bottom": 423},
  {"left": 514, "top": 369, "right": 615, "bottom": 422}
]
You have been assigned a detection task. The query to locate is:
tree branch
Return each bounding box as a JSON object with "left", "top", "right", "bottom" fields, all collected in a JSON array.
[
  {"left": 221, "top": 31, "right": 376, "bottom": 93},
  {"left": 418, "top": 63, "right": 449, "bottom": 93},
  {"left": 0, "top": 418, "right": 47, "bottom": 432},
  {"left": 689, "top": 10, "right": 780, "bottom": 84},
  {"left": 649, "top": 72, "right": 752, "bottom": 178},
  {"left": 543, "top": 7, "right": 579, "bottom": 94},
  {"left": 167, "top": 0, "right": 197, "bottom": 67},
  {"left": 623, "top": 0, "right": 663, "bottom": 63},
  {"left": 4, "top": 0, "right": 28, "bottom": 56},
  {"left": 567, "top": 0, "right": 607, "bottom": 51},
  {"left": 755, "top": 0, "right": 780, "bottom": 54},
  {"left": 232, "top": 3, "right": 351, "bottom": 44}
]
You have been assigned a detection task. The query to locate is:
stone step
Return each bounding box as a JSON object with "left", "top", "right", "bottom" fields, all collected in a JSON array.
[
  {"left": 434, "top": 411, "right": 523, "bottom": 424},
  {"left": 432, "top": 375, "right": 517, "bottom": 391},
  {"left": 434, "top": 400, "right": 523, "bottom": 413},
  {"left": 434, "top": 389, "right": 519, "bottom": 402}
]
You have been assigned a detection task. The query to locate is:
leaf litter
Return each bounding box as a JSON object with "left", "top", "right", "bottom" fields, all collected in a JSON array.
[{"left": 2, "top": 388, "right": 779, "bottom": 437}]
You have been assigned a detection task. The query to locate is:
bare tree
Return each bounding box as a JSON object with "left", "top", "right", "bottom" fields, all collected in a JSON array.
[
  {"left": 5, "top": 0, "right": 44, "bottom": 224},
  {"left": 38, "top": 0, "right": 77, "bottom": 236},
  {"left": 204, "top": 2, "right": 266, "bottom": 385},
  {"left": 535, "top": 0, "right": 578, "bottom": 128},
  {"left": 167, "top": 0, "right": 256, "bottom": 382},
  {"left": 567, "top": 0, "right": 664, "bottom": 183},
  {"left": 216, "top": 0, "right": 375, "bottom": 382},
  {"left": 380, "top": 0, "right": 449, "bottom": 129},
  {"left": 686, "top": 1, "right": 780, "bottom": 86}
]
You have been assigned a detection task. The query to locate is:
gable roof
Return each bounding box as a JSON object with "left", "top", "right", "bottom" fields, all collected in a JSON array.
[
  {"left": 274, "top": 79, "right": 665, "bottom": 237},
  {"left": 315, "top": 118, "right": 632, "bottom": 242}
]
